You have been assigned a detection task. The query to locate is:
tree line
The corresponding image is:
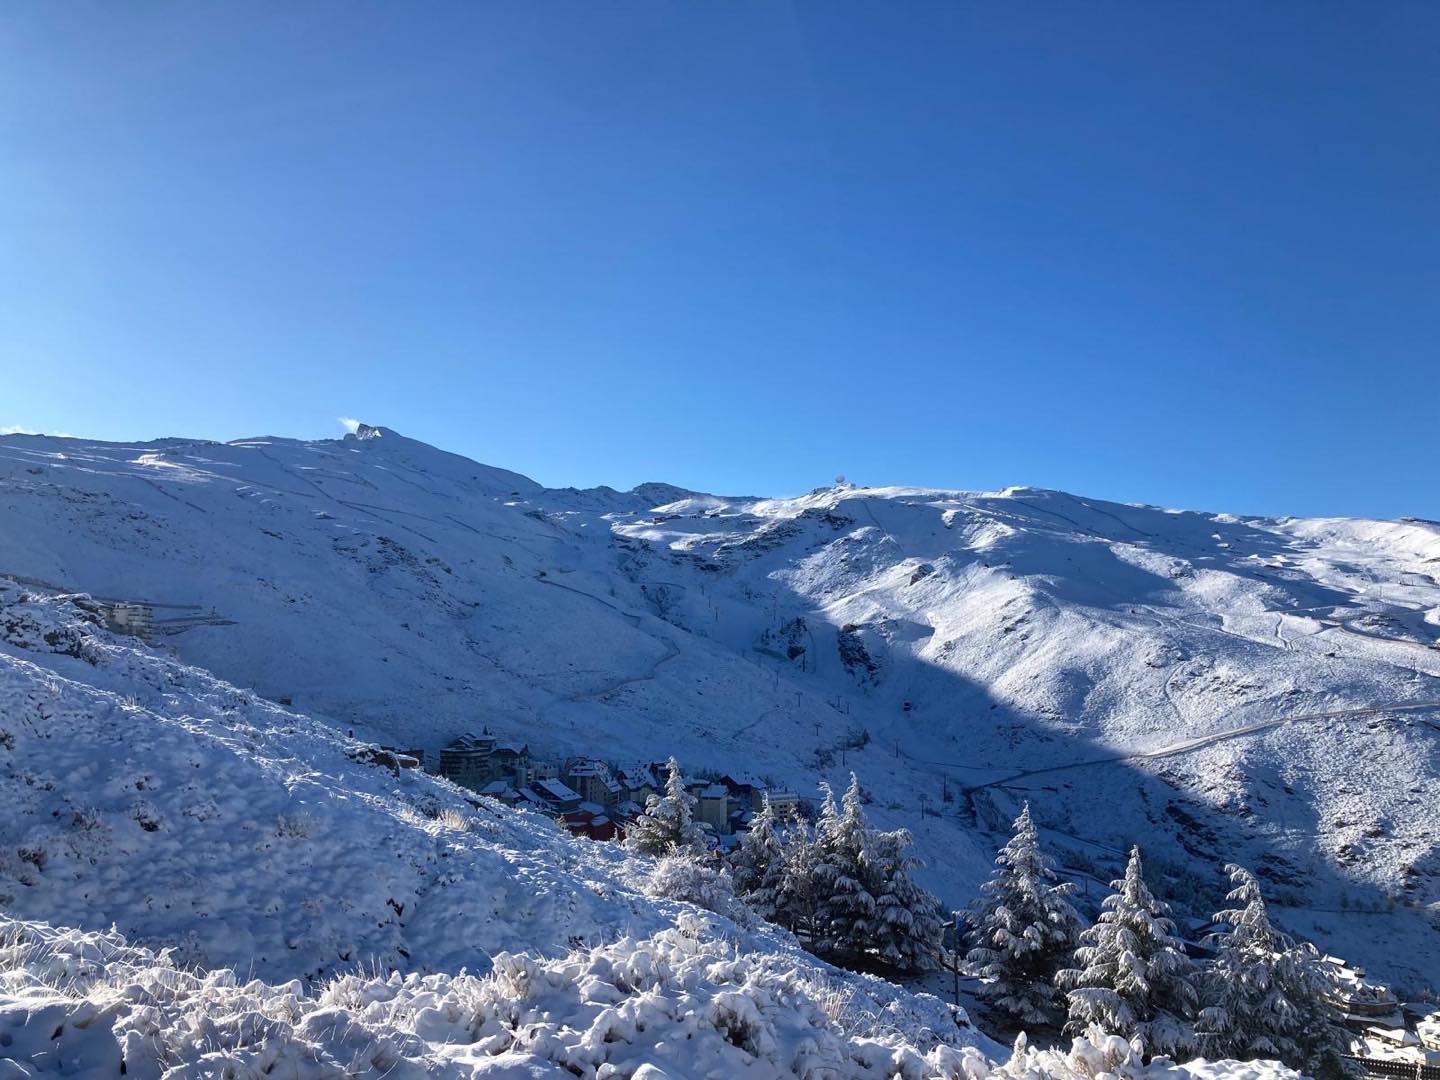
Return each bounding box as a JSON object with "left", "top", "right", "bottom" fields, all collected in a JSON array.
[
  {"left": 624, "top": 763, "right": 1356, "bottom": 1078},
  {"left": 958, "top": 804, "right": 1352, "bottom": 1078}
]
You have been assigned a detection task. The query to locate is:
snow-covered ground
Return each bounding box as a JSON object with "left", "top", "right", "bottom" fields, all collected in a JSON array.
[
  {"left": 0, "top": 426, "right": 1436, "bottom": 995},
  {"left": 0, "top": 583, "right": 1013, "bottom": 1075},
  {"left": 0, "top": 916, "right": 1300, "bottom": 1078}
]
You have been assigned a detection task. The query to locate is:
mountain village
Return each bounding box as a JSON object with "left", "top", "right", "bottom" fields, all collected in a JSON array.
[{"left": 392, "top": 730, "right": 801, "bottom": 845}]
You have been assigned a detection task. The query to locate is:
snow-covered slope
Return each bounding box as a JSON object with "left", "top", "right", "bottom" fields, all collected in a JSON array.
[
  {"left": 1, "top": 428, "right": 1436, "bottom": 994},
  {"left": 0, "top": 582, "right": 1006, "bottom": 1078},
  {"left": 0, "top": 582, "right": 697, "bottom": 979}
]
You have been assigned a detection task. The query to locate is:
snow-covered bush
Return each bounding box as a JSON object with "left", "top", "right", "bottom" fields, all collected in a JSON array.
[
  {"left": 0, "top": 916, "right": 1305, "bottom": 1080},
  {"left": 274, "top": 810, "right": 313, "bottom": 838},
  {"left": 0, "top": 594, "right": 100, "bottom": 663},
  {"left": 981, "top": 1027, "right": 1303, "bottom": 1080},
  {"left": 0, "top": 915, "right": 997, "bottom": 1079},
  {"left": 643, "top": 853, "right": 754, "bottom": 926},
  {"left": 436, "top": 806, "right": 476, "bottom": 832}
]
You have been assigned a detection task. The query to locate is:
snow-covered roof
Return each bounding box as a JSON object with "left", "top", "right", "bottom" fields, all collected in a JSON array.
[
  {"left": 534, "top": 778, "right": 581, "bottom": 803},
  {"left": 700, "top": 785, "right": 728, "bottom": 799},
  {"left": 1365, "top": 1027, "right": 1418, "bottom": 1047},
  {"left": 566, "top": 759, "right": 611, "bottom": 778},
  {"left": 720, "top": 772, "right": 764, "bottom": 790},
  {"left": 444, "top": 732, "right": 496, "bottom": 753},
  {"left": 616, "top": 766, "right": 660, "bottom": 789}
]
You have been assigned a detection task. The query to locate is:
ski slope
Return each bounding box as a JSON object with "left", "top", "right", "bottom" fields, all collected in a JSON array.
[{"left": 1, "top": 426, "right": 1436, "bottom": 993}]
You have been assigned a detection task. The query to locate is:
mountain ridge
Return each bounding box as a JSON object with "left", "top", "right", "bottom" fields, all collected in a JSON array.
[{"left": 1, "top": 425, "right": 1436, "bottom": 993}]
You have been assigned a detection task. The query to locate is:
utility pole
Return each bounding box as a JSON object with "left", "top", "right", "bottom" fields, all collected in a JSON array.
[{"left": 942, "top": 916, "right": 964, "bottom": 1007}]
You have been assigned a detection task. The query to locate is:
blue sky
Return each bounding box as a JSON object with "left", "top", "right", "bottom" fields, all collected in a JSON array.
[{"left": 2, "top": 4, "right": 1437, "bottom": 517}]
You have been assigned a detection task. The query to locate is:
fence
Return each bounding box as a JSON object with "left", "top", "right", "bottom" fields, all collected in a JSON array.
[{"left": 1344, "top": 1055, "right": 1440, "bottom": 1080}]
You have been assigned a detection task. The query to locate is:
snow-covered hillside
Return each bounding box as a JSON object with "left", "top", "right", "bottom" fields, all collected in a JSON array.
[
  {"left": 1, "top": 427, "right": 1437, "bottom": 993},
  {"left": 0, "top": 582, "right": 1008, "bottom": 1076},
  {"left": 0, "top": 583, "right": 682, "bottom": 978}
]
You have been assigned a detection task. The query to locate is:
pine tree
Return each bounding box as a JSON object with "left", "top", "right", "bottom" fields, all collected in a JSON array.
[
  {"left": 731, "top": 794, "right": 783, "bottom": 914},
  {"left": 772, "top": 809, "right": 821, "bottom": 940},
  {"left": 1055, "top": 846, "right": 1198, "bottom": 1057},
  {"left": 807, "top": 775, "right": 946, "bottom": 973},
  {"left": 966, "top": 803, "right": 1084, "bottom": 1027},
  {"left": 867, "top": 824, "right": 945, "bottom": 973},
  {"left": 814, "top": 781, "right": 839, "bottom": 847},
  {"left": 1195, "top": 865, "right": 1351, "bottom": 1079},
  {"left": 624, "top": 758, "right": 706, "bottom": 857},
  {"left": 814, "top": 774, "right": 878, "bottom": 962}
]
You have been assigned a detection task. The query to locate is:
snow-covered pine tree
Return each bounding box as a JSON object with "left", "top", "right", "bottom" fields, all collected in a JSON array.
[
  {"left": 1055, "top": 846, "right": 1198, "bottom": 1057},
  {"left": 772, "top": 809, "right": 821, "bottom": 939},
  {"left": 624, "top": 758, "right": 706, "bottom": 857},
  {"left": 730, "top": 794, "right": 783, "bottom": 914},
  {"left": 814, "top": 774, "right": 878, "bottom": 963},
  {"left": 1195, "top": 864, "right": 1352, "bottom": 1079},
  {"left": 966, "top": 803, "right": 1084, "bottom": 1027},
  {"left": 867, "top": 824, "right": 945, "bottom": 973},
  {"left": 814, "top": 781, "right": 839, "bottom": 847}
]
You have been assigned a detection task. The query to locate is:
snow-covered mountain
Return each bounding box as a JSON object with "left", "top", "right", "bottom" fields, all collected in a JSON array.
[
  {"left": 0, "top": 582, "right": 1008, "bottom": 1075},
  {"left": 1, "top": 426, "right": 1437, "bottom": 994}
]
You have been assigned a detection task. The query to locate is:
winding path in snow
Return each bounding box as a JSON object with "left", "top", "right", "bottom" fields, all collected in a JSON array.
[
  {"left": 1327, "top": 617, "right": 1440, "bottom": 675},
  {"left": 962, "top": 699, "right": 1440, "bottom": 793}
]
